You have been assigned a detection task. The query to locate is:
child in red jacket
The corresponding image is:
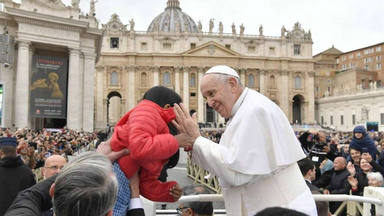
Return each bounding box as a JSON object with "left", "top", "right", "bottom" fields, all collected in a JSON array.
[{"left": 110, "top": 86, "right": 185, "bottom": 215}]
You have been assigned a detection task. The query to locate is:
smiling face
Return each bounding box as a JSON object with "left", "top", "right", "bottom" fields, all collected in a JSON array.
[
  {"left": 360, "top": 158, "right": 372, "bottom": 172},
  {"left": 354, "top": 132, "right": 363, "bottom": 139},
  {"left": 350, "top": 148, "right": 361, "bottom": 164},
  {"left": 200, "top": 74, "right": 242, "bottom": 119}
]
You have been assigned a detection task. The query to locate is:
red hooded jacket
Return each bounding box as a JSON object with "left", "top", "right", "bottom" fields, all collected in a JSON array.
[{"left": 111, "top": 100, "right": 179, "bottom": 202}]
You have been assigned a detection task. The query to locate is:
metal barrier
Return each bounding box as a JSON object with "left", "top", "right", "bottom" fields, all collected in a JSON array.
[{"left": 186, "top": 157, "right": 221, "bottom": 193}]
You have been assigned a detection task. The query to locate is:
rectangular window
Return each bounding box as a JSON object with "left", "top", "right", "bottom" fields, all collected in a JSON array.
[
  {"left": 248, "top": 46, "right": 255, "bottom": 53},
  {"left": 163, "top": 42, "right": 172, "bottom": 50},
  {"left": 321, "top": 116, "right": 324, "bottom": 125},
  {"left": 377, "top": 63, "right": 382, "bottom": 70},
  {"left": 225, "top": 44, "right": 231, "bottom": 49},
  {"left": 141, "top": 42, "right": 147, "bottom": 50},
  {"left": 190, "top": 43, "right": 196, "bottom": 49},
  {"left": 336, "top": 59, "right": 340, "bottom": 64},
  {"left": 353, "top": 114, "right": 356, "bottom": 125},
  {"left": 377, "top": 46, "right": 382, "bottom": 52},
  {"left": 365, "top": 65, "right": 369, "bottom": 70},
  {"left": 342, "top": 56, "right": 346, "bottom": 61},
  {"left": 357, "top": 52, "right": 361, "bottom": 57},
  {"left": 330, "top": 116, "right": 333, "bottom": 125},
  {"left": 349, "top": 54, "right": 354, "bottom": 59},
  {"left": 377, "top": 55, "right": 382, "bottom": 61},
  {"left": 381, "top": 113, "right": 384, "bottom": 125},
  {"left": 269, "top": 47, "right": 275, "bottom": 55},
  {"left": 340, "top": 115, "right": 344, "bottom": 125},
  {"left": 110, "top": 37, "right": 119, "bottom": 48},
  {"left": 294, "top": 44, "right": 301, "bottom": 55}
]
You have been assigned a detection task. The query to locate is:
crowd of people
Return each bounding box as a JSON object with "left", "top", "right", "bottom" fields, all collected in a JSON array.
[
  {"left": 0, "top": 127, "right": 96, "bottom": 170},
  {"left": 297, "top": 126, "right": 384, "bottom": 215},
  {"left": 2, "top": 65, "right": 384, "bottom": 216}
]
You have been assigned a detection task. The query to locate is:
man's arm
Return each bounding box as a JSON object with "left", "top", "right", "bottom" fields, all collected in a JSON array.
[
  {"left": 192, "top": 136, "right": 254, "bottom": 187},
  {"left": 5, "top": 176, "right": 56, "bottom": 216}
]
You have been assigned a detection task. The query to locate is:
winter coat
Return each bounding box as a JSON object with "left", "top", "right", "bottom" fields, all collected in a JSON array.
[
  {"left": 111, "top": 100, "right": 179, "bottom": 202},
  {"left": 350, "top": 125, "right": 378, "bottom": 160},
  {"left": 0, "top": 156, "right": 36, "bottom": 215}
]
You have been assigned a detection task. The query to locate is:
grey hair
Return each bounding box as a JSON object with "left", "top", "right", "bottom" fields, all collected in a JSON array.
[
  {"left": 52, "top": 152, "right": 118, "bottom": 216},
  {"left": 209, "top": 73, "right": 243, "bottom": 88},
  {"left": 367, "top": 172, "right": 384, "bottom": 184}
]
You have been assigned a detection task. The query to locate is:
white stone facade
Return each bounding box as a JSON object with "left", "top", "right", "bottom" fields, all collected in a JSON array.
[
  {"left": 316, "top": 87, "right": 384, "bottom": 131},
  {"left": 0, "top": 0, "right": 101, "bottom": 131},
  {"left": 96, "top": 6, "right": 316, "bottom": 129}
]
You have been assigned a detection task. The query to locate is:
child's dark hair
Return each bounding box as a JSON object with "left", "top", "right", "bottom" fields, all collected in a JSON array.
[{"left": 143, "top": 86, "right": 182, "bottom": 108}]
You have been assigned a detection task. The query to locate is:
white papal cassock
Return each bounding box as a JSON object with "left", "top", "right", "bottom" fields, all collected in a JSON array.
[{"left": 192, "top": 87, "right": 317, "bottom": 216}]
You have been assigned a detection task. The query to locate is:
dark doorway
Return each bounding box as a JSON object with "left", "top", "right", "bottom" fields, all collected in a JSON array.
[
  {"left": 292, "top": 95, "right": 304, "bottom": 124},
  {"left": 107, "top": 91, "right": 122, "bottom": 125},
  {"left": 206, "top": 103, "right": 215, "bottom": 123}
]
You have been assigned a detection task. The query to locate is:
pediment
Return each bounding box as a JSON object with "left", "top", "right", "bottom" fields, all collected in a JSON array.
[
  {"left": 182, "top": 41, "right": 241, "bottom": 57},
  {"left": 102, "top": 13, "right": 128, "bottom": 33}
]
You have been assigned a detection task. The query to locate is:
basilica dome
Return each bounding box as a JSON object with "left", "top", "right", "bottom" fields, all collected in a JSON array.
[{"left": 147, "top": 0, "right": 198, "bottom": 33}]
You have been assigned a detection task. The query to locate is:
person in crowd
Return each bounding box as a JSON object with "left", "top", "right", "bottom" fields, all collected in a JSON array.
[
  {"left": 350, "top": 125, "right": 378, "bottom": 160},
  {"left": 6, "top": 146, "right": 144, "bottom": 216},
  {"left": 313, "top": 158, "right": 334, "bottom": 189},
  {"left": 340, "top": 143, "right": 350, "bottom": 159},
  {"left": 323, "top": 157, "right": 350, "bottom": 216},
  {"left": 177, "top": 185, "right": 214, "bottom": 216},
  {"left": 298, "top": 158, "right": 320, "bottom": 192},
  {"left": 42, "top": 155, "right": 67, "bottom": 179},
  {"left": 349, "top": 146, "right": 362, "bottom": 171},
  {"left": 109, "top": 86, "right": 185, "bottom": 215},
  {"left": 367, "top": 172, "right": 384, "bottom": 187},
  {"left": 298, "top": 158, "right": 330, "bottom": 216},
  {"left": 0, "top": 137, "right": 36, "bottom": 216},
  {"left": 173, "top": 65, "right": 317, "bottom": 216}
]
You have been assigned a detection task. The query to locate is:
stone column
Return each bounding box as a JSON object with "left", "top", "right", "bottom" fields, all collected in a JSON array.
[
  {"left": 153, "top": 66, "right": 159, "bottom": 86},
  {"left": 306, "top": 71, "right": 315, "bottom": 123},
  {"left": 240, "top": 68, "right": 246, "bottom": 85},
  {"left": 95, "top": 66, "right": 105, "bottom": 129},
  {"left": 15, "top": 40, "right": 30, "bottom": 129},
  {"left": 67, "top": 48, "right": 82, "bottom": 130},
  {"left": 82, "top": 53, "right": 96, "bottom": 132},
  {"left": 259, "top": 70, "right": 266, "bottom": 95},
  {"left": 183, "top": 67, "right": 189, "bottom": 110},
  {"left": 280, "top": 70, "right": 289, "bottom": 116},
  {"left": 127, "top": 66, "right": 135, "bottom": 110},
  {"left": 197, "top": 67, "right": 204, "bottom": 122},
  {"left": 174, "top": 66, "right": 181, "bottom": 95}
]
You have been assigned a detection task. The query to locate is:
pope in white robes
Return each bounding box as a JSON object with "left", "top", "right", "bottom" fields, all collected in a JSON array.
[{"left": 173, "top": 65, "right": 317, "bottom": 216}]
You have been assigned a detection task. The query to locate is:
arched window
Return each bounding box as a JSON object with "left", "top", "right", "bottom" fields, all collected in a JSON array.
[
  {"left": 269, "top": 75, "right": 276, "bottom": 89},
  {"left": 295, "top": 75, "right": 302, "bottom": 89},
  {"left": 248, "top": 74, "right": 255, "bottom": 87},
  {"left": 163, "top": 72, "right": 171, "bottom": 86},
  {"left": 110, "top": 71, "right": 118, "bottom": 86},
  {"left": 141, "top": 72, "right": 148, "bottom": 87},
  {"left": 190, "top": 73, "right": 196, "bottom": 87}
]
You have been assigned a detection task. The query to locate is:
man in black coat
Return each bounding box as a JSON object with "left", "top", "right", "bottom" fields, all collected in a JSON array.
[{"left": 0, "top": 137, "right": 36, "bottom": 215}]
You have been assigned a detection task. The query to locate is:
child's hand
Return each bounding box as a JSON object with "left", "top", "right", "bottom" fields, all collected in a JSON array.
[
  {"left": 175, "top": 133, "right": 194, "bottom": 151},
  {"left": 169, "top": 184, "right": 182, "bottom": 201}
]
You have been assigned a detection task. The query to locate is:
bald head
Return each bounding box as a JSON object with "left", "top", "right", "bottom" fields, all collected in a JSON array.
[
  {"left": 43, "top": 155, "right": 67, "bottom": 179},
  {"left": 333, "top": 157, "right": 346, "bottom": 171}
]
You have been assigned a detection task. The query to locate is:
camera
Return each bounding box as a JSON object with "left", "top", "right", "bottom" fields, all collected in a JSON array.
[{"left": 308, "top": 134, "right": 327, "bottom": 165}]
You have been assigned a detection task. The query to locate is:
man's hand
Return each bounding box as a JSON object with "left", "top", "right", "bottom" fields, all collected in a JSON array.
[
  {"left": 130, "top": 172, "right": 140, "bottom": 198},
  {"left": 96, "top": 138, "right": 130, "bottom": 162},
  {"left": 175, "top": 133, "right": 194, "bottom": 151},
  {"left": 169, "top": 184, "right": 182, "bottom": 201},
  {"left": 173, "top": 103, "right": 200, "bottom": 140}
]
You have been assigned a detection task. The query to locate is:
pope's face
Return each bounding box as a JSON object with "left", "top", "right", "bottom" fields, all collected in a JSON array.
[{"left": 200, "top": 74, "right": 237, "bottom": 119}]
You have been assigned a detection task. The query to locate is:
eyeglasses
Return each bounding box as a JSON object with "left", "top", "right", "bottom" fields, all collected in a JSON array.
[
  {"left": 176, "top": 207, "right": 189, "bottom": 215},
  {"left": 45, "top": 165, "right": 64, "bottom": 170}
]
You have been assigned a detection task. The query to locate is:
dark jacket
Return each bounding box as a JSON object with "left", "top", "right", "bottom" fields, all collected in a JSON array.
[
  {"left": 6, "top": 176, "right": 145, "bottom": 216},
  {"left": 0, "top": 156, "right": 36, "bottom": 216},
  {"left": 350, "top": 126, "right": 378, "bottom": 160},
  {"left": 327, "top": 168, "right": 350, "bottom": 194}
]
